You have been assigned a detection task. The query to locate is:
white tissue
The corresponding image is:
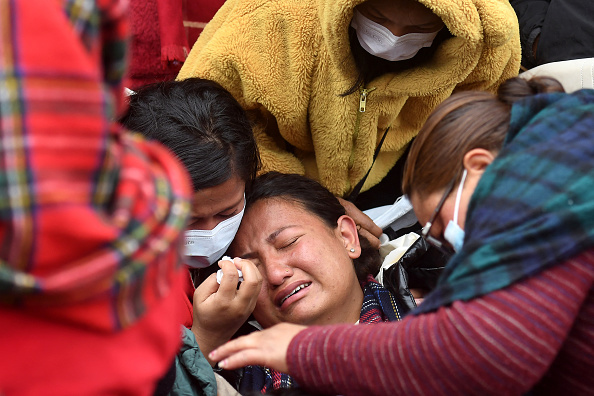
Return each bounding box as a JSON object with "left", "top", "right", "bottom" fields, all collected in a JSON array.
[{"left": 216, "top": 256, "right": 244, "bottom": 284}]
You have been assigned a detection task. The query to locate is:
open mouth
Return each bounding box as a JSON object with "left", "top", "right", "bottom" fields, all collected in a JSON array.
[{"left": 279, "top": 282, "right": 311, "bottom": 306}]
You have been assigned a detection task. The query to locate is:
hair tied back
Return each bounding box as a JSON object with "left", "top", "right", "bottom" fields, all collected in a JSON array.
[{"left": 497, "top": 76, "right": 565, "bottom": 106}]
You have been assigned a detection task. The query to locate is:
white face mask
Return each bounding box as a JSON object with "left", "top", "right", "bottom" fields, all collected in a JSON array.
[
  {"left": 184, "top": 198, "right": 245, "bottom": 268},
  {"left": 350, "top": 9, "right": 440, "bottom": 62},
  {"left": 443, "top": 169, "right": 467, "bottom": 253}
]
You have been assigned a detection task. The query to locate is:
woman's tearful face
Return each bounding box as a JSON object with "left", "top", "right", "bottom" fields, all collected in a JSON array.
[{"left": 230, "top": 198, "right": 363, "bottom": 328}]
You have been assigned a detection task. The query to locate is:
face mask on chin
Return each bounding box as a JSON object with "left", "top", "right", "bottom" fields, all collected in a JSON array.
[
  {"left": 184, "top": 197, "right": 245, "bottom": 268},
  {"left": 443, "top": 169, "right": 467, "bottom": 253},
  {"left": 350, "top": 9, "right": 441, "bottom": 62}
]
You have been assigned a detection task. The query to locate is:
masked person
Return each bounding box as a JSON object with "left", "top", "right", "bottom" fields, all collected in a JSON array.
[
  {"left": 178, "top": 0, "right": 521, "bottom": 215},
  {"left": 207, "top": 76, "right": 594, "bottom": 395},
  {"left": 0, "top": 0, "right": 193, "bottom": 394},
  {"left": 120, "top": 79, "right": 263, "bottom": 393},
  {"left": 121, "top": 78, "right": 260, "bottom": 270}
]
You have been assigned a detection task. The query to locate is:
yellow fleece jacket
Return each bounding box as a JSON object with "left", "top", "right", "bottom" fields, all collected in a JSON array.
[{"left": 178, "top": 0, "right": 520, "bottom": 197}]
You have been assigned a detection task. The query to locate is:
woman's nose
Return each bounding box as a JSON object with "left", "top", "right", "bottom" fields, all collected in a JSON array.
[
  {"left": 385, "top": 23, "right": 408, "bottom": 37},
  {"left": 262, "top": 258, "right": 294, "bottom": 286},
  {"left": 375, "top": 19, "right": 409, "bottom": 37}
]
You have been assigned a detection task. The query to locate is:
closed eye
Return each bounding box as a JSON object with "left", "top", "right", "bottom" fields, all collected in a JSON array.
[
  {"left": 216, "top": 210, "right": 238, "bottom": 220},
  {"left": 187, "top": 218, "right": 199, "bottom": 227},
  {"left": 187, "top": 209, "right": 238, "bottom": 227},
  {"left": 279, "top": 236, "right": 300, "bottom": 250}
]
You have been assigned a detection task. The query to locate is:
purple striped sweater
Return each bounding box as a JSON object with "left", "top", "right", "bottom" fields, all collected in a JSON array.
[{"left": 288, "top": 249, "right": 594, "bottom": 395}]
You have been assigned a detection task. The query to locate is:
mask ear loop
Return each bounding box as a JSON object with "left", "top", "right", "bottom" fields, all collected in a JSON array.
[{"left": 452, "top": 169, "right": 468, "bottom": 226}]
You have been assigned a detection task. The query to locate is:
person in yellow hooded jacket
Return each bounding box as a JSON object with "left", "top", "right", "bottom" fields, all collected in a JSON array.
[{"left": 178, "top": 0, "right": 520, "bottom": 211}]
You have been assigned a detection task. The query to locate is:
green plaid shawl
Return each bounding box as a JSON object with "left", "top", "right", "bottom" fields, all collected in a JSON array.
[{"left": 417, "top": 89, "right": 594, "bottom": 314}]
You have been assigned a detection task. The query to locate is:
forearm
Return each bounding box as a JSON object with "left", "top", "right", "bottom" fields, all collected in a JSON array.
[{"left": 288, "top": 256, "right": 592, "bottom": 395}]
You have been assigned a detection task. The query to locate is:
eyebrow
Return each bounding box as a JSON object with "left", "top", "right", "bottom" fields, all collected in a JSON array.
[{"left": 266, "top": 225, "right": 296, "bottom": 243}]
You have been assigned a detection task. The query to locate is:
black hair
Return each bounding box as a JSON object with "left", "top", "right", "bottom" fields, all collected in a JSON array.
[
  {"left": 246, "top": 172, "right": 381, "bottom": 281},
  {"left": 120, "top": 78, "right": 260, "bottom": 191},
  {"left": 342, "top": 26, "right": 452, "bottom": 96}
]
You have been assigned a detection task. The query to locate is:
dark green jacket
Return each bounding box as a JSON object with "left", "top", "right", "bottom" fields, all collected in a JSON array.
[{"left": 169, "top": 327, "right": 217, "bottom": 396}]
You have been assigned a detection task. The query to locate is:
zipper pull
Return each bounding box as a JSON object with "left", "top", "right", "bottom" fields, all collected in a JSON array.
[
  {"left": 359, "top": 87, "right": 376, "bottom": 113},
  {"left": 359, "top": 89, "right": 368, "bottom": 113}
]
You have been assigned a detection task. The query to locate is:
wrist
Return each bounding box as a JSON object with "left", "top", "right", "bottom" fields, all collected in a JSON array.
[{"left": 191, "top": 325, "right": 232, "bottom": 367}]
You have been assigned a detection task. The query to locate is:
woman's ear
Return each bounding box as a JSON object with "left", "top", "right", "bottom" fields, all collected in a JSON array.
[
  {"left": 337, "top": 215, "right": 361, "bottom": 259},
  {"left": 463, "top": 148, "right": 495, "bottom": 177}
]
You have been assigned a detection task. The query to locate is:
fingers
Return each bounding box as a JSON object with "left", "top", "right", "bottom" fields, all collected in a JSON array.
[
  {"left": 204, "top": 258, "right": 261, "bottom": 317},
  {"left": 234, "top": 259, "right": 263, "bottom": 306},
  {"left": 197, "top": 257, "right": 262, "bottom": 308},
  {"left": 217, "top": 257, "right": 262, "bottom": 295},
  {"left": 193, "top": 273, "right": 220, "bottom": 304},
  {"left": 350, "top": 207, "right": 382, "bottom": 238},
  {"left": 337, "top": 197, "right": 383, "bottom": 248},
  {"left": 358, "top": 227, "right": 381, "bottom": 249},
  {"left": 194, "top": 257, "right": 246, "bottom": 306},
  {"left": 216, "top": 259, "right": 243, "bottom": 294},
  {"left": 210, "top": 323, "right": 305, "bottom": 372},
  {"left": 233, "top": 258, "right": 262, "bottom": 285},
  {"left": 210, "top": 335, "right": 266, "bottom": 370}
]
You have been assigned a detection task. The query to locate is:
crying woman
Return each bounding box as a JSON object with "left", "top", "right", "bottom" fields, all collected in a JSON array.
[{"left": 227, "top": 172, "right": 406, "bottom": 393}]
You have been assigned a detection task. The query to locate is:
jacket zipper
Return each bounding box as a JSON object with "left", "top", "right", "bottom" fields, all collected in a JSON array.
[
  {"left": 359, "top": 87, "right": 375, "bottom": 113},
  {"left": 348, "top": 87, "right": 376, "bottom": 174}
]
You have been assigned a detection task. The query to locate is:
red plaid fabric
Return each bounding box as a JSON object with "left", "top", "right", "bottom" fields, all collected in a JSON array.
[
  {"left": 0, "top": 0, "right": 191, "bottom": 331},
  {"left": 0, "top": 1, "right": 192, "bottom": 394}
]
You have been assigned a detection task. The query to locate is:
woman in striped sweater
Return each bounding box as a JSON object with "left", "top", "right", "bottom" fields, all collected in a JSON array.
[{"left": 208, "top": 76, "right": 594, "bottom": 395}]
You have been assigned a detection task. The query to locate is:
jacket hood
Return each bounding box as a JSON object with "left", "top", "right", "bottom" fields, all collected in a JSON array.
[{"left": 318, "top": 0, "right": 518, "bottom": 94}]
